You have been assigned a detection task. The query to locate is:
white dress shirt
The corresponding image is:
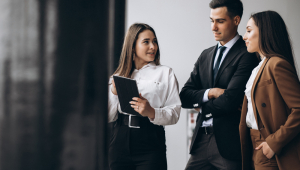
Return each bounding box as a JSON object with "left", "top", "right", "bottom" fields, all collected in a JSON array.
[
  {"left": 245, "top": 57, "right": 266, "bottom": 130},
  {"left": 202, "top": 34, "right": 240, "bottom": 127},
  {"left": 108, "top": 62, "right": 181, "bottom": 126}
]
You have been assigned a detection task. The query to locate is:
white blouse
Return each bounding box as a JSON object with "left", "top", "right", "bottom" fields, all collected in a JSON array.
[
  {"left": 245, "top": 57, "right": 266, "bottom": 130},
  {"left": 108, "top": 62, "right": 181, "bottom": 126}
]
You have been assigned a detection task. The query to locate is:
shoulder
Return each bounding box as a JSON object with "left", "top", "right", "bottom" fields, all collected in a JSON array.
[
  {"left": 267, "top": 56, "right": 288, "bottom": 64},
  {"left": 202, "top": 45, "right": 216, "bottom": 55},
  {"left": 234, "top": 39, "right": 258, "bottom": 63},
  {"left": 266, "top": 56, "right": 295, "bottom": 72},
  {"left": 155, "top": 65, "right": 175, "bottom": 75},
  {"left": 235, "top": 38, "right": 252, "bottom": 56},
  {"left": 195, "top": 45, "right": 216, "bottom": 64},
  {"left": 231, "top": 36, "right": 251, "bottom": 56}
]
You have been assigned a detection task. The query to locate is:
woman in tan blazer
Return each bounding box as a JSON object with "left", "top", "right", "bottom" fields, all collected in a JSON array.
[{"left": 240, "top": 11, "right": 300, "bottom": 170}]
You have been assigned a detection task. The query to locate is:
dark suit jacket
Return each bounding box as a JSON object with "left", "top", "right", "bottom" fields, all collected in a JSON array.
[
  {"left": 240, "top": 57, "right": 300, "bottom": 169},
  {"left": 180, "top": 36, "right": 258, "bottom": 161}
]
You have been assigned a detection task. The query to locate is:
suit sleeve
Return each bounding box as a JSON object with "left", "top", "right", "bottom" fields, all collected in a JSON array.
[
  {"left": 265, "top": 59, "right": 300, "bottom": 155},
  {"left": 201, "top": 52, "right": 258, "bottom": 117},
  {"left": 180, "top": 52, "right": 209, "bottom": 108}
]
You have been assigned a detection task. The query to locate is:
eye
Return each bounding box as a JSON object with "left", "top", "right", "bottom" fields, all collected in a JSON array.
[
  {"left": 143, "top": 41, "right": 149, "bottom": 44},
  {"left": 218, "top": 21, "right": 224, "bottom": 23},
  {"left": 153, "top": 40, "right": 157, "bottom": 44}
]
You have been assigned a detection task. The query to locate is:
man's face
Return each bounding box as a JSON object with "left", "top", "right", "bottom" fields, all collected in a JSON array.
[{"left": 210, "top": 7, "right": 239, "bottom": 45}]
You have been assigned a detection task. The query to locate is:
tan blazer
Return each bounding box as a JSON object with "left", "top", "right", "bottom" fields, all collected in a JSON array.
[{"left": 239, "top": 56, "right": 300, "bottom": 170}]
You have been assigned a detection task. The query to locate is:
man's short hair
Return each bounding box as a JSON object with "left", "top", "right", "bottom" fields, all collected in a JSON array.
[{"left": 209, "top": 0, "right": 243, "bottom": 19}]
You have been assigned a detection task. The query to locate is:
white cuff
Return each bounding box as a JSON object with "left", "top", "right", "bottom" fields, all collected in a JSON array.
[
  {"left": 149, "top": 108, "right": 161, "bottom": 124},
  {"left": 203, "top": 89, "right": 211, "bottom": 103}
]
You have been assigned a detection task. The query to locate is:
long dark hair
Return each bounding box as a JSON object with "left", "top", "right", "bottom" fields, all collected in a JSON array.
[
  {"left": 113, "top": 23, "right": 160, "bottom": 78},
  {"left": 251, "top": 11, "right": 297, "bottom": 74}
]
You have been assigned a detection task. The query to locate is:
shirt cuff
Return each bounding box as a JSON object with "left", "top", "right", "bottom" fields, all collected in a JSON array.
[
  {"left": 203, "top": 89, "right": 210, "bottom": 103},
  {"left": 149, "top": 108, "right": 162, "bottom": 124}
]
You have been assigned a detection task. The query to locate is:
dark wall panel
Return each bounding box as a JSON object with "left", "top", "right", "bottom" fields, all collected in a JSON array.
[{"left": 0, "top": 0, "right": 124, "bottom": 169}]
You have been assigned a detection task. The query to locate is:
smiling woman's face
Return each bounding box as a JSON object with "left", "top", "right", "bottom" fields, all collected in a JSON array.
[
  {"left": 134, "top": 29, "right": 158, "bottom": 69},
  {"left": 243, "top": 18, "right": 260, "bottom": 53}
]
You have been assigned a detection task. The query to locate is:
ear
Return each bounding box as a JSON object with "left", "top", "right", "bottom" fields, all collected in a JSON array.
[{"left": 234, "top": 16, "right": 241, "bottom": 26}]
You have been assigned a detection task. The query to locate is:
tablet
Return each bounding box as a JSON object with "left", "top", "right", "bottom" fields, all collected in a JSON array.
[{"left": 113, "top": 75, "right": 141, "bottom": 116}]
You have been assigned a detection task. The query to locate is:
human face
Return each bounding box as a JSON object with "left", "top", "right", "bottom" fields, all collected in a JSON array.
[
  {"left": 210, "top": 7, "right": 240, "bottom": 45},
  {"left": 134, "top": 30, "right": 158, "bottom": 69},
  {"left": 243, "top": 18, "right": 260, "bottom": 54}
]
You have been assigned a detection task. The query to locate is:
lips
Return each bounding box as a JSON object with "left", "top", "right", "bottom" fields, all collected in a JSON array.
[
  {"left": 147, "top": 52, "right": 155, "bottom": 55},
  {"left": 213, "top": 32, "right": 221, "bottom": 36}
]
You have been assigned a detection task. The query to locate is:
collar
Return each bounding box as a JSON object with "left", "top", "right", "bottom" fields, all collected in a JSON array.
[
  {"left": 134, "top": 61, "right": 157, "bottom": 71},
  {"left": 148, "top": 61, "right": 157, "bottom": 67},
  {"left": 218, "top": 33, "right": 240, "bottom": 49}
]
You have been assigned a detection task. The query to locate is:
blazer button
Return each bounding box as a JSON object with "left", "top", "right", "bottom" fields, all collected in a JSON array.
[{"left": 262, "top": 103, "right": 266, "bottom": 107}]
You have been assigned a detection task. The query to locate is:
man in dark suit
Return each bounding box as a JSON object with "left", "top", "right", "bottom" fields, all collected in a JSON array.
[{"left": 180, "top": 0, "right": 258, "bottom": 169}]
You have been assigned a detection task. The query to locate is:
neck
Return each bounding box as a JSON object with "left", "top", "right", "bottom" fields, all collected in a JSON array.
[
  {"left": 134, "top": 59, "right": 148, "bottom": 70},
  {"left": 220, "top": 31, "right": 237, "bottom": 46},
  {"left": 258, "top": 51, "right": 266, "bottom": 60}
]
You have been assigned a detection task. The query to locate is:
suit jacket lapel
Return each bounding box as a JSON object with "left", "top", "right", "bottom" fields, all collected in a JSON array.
[
  {"left": 208, "top": 45, "right": 218, "bottom": 87},
  {"left": 214, "top": 37, "right": 243, "bottom": 86},
  {"left": 251, "top": 57, "right": 270, "bottom": 125}
]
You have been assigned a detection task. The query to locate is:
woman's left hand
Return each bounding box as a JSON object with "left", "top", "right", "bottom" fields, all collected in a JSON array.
[
  {"left": 130, "top": 94, "right": 155, "bottom": 119},
  {"left": 256, "top": 142, "right": 275, "bottom": 159}
]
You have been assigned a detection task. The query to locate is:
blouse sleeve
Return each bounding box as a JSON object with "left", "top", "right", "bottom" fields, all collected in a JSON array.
[
  {"left": 150, "top": 69, "right": 181, "bottom": 125},
  {"left": 108, "top": 78, "right": 119, "bottom": 122}
]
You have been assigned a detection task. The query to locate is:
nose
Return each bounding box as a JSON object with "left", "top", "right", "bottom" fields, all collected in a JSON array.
[
  {"left": 211, "top": 22, "right": 217, "bottom": 31},
  {"left": 243, "top": 32, "right": 247, "bottom": 41},
  {"left": 150, "top": 42, "right": 156, "bottom": 50}
]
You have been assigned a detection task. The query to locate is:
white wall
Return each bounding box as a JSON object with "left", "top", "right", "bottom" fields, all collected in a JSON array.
[{"left": 126, "top": 0, "right": 300, "bottom": 169}]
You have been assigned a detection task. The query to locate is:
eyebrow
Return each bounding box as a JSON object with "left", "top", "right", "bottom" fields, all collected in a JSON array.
[
  {"left": 142, "top": 38, "right": 157, "bottom": 41},
  {"left": 246, "top": 26, "right": 251, "bottom": 29},
  {"left": 210, "top": 17, "right": 226, "bottom": 21}
]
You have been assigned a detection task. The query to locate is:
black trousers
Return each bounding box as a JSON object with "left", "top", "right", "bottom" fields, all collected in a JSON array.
[{"left": 108, "top": 115, "right": 167, "bottom": 170}]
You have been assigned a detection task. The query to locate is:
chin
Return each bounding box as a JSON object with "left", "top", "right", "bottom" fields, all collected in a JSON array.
[
  {"left": 149, "top": 56, "right": 155, "bottom": 61},
  {"left": 247, "top": 49, "right": 255, "bottom": 53},
  {"left": 214, "top": 37, "right": 221, "bottom": 41}
]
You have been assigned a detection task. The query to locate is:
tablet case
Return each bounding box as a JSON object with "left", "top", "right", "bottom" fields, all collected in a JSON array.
[{"left": 113, "top": 75, "right": 141, "bottom": 116}]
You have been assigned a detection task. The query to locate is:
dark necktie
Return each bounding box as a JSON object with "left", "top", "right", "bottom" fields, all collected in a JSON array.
[{"left": 213, "top": 46, "right": 227, "bottom": 82}]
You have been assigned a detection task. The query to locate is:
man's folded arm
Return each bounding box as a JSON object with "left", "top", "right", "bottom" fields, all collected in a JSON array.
[{"left": 202, "top": 53, "right": 258, "bottom": 117}]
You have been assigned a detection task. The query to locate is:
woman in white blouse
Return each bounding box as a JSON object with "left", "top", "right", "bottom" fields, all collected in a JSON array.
[
  {"left": 108, "top": 23, "right": 181, "bottom": 170},
  {"left": 240, "top": 11, "right": 300, "bottom": 170}
]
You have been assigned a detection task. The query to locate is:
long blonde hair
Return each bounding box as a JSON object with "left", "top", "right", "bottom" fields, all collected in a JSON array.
[{"left": 113, "top": 23, "right": 160, "bottom": 78}]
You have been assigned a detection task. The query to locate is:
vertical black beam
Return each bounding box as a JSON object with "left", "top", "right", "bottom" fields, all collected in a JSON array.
[
  {"left": 108, "top": 0, "right": 126, "bottom": 75},
  {"left": 47, "top": 0, "right": 110, "bottom": 169},
  {"left": 37, "top": 0, "right": 46, "bottom": 169}
]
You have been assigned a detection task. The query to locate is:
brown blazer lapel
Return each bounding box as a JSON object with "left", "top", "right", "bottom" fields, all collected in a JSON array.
[{"left": 251, "top": 57, "right": 270, "bottom": 127}]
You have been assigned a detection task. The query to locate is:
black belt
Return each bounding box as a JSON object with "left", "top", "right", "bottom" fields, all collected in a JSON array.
[
  {"left": 119, "top": 114, "right": 142, "bottom": 128},
  {"left": 199, "top": 126, "right": 214, "bottom": 134}
]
